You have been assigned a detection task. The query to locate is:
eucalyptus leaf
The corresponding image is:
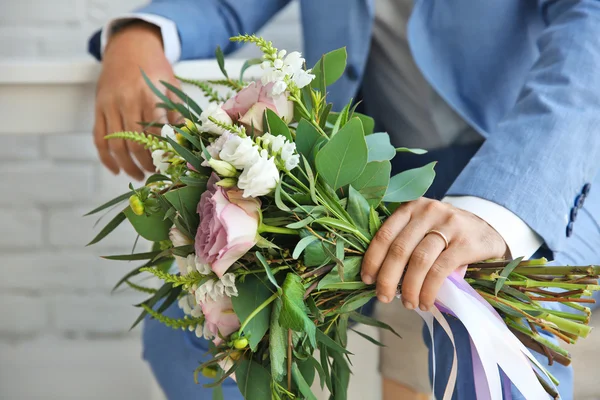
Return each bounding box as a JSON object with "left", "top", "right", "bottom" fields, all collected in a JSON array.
[
  {"left": 296, "top": 119, "right": 324, "bottom": 163},
  {"left": 351, "top": 328, "right": 385, "bottom": 347},
  {"left": 102, "top": 250, "right": 162, "bottom": 261},
  {"left": 215, "top": 46, "right": 228, "bottom": 79},
  {"left": 123, "top": 206, "right": 171, "bottom": 242},
  {"left": 231, "top": 275, "right": 274, "bottom": 350},
  {"left": 264, "top": 108, "right": 292, "bottom": 141},
  {"left": 339, "top": 291, "right": 376, "bottom": 313},
  {"left": 161, "top": 80, "right": 203, "bottom": 117},
  {"left": 369, "top": 206, "right": 382, "bottom": 237},
  {"left": 85, "top": 191, "right": 133, "bottom": 216},
  {"left": 293, "top": 235, "right": 319, "bottom": 259},
  {"left": 365, "top": 132, "right": 396, "bottom": 162},
  {"left": 165, "top": 136, "right": 203, "bottom": 172},
  {"left": 319, "top": 281, "right": 368, "bottom": 290},
  {"left": 236, "top": 360, "right": 272, "bottom": 400},
  {"left": 318, "top": 257, "right": 362, "bottom": 290},
  {"left": 269, "top": 298, "right": 287, "bottom": 382},
  {"left": 311, "top": 47, "right": 347, "bottom": 88},
  {"left": 316, "top": 329, "right": 352, "bottom": 355},
  {"left": 255, "top": 251, "right": 280, "bottom": 289},
  {"left": 146, "top": 174, "right": 170, "bottom": 185},
  {"left": 279, "top": 273, "right": 316, "bottom": 347},
  {"left": 179, "top": 175, "right": 208, "bottom": 189},
  {"left": 348, "top": 311, "right": 401, "bottom": 338},
  {"left": 87, "top": 211, "right": 126, "bottom": 246},
  {"left": 396, "top": 147, "right": 428, "bottom": 155},
  {"left": 240, "top": 58, "right": 262, "bottom": 82},
  {"left": 315, "top": 118, "right": 368, "bottom": 189},
  {"left": 292, "top": 362, "right": 318, "bottom": 400},
  {"left": 495, "top": 257, "right": 524, "bottom": 295},
  {"left": 347, "top": 186, "right": 370, "bottom": 234},
  {"left": 383, "top": 162, "right": 436, "bottom": 203}
]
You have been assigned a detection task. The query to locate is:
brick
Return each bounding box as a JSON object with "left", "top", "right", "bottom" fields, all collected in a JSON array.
[
  {"left": 0, "top": 336, "right": 157, "bottom": 400},
  {"left": 0, "top": 208, "right": 43, "bottom": 249},
  {"left": 47, "top": 205, "right": 140, "bottom": 249},
  {"left": 0, "top": 135, "right": 41, "bottom": 159},
  {"left": 0, "top": 0, "right": 84, "bottom": 24},
  {"left": 0, "top": 295, "right": 49, "bottom": 335},
  {"left": 0, "top": 162, "right": 94, "bottom": 205},
  {"left": 0, "top": 31, "right": 39, "bottom": 57},
  {"left": 50, "top": 293, "right": 145, "bottom": 334},
  {"left": 44, "top": 133, "right": 97, "bottom": 161}
]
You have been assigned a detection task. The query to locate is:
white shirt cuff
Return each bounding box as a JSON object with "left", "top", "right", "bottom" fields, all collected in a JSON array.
[
  {"left": 100, "top": 13, "right": 181, "bottom": 63},
  {"left": 442, "top": 196, "right": 543, "bottom": 259}
]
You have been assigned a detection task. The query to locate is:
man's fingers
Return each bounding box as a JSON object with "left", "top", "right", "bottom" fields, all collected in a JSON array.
[
  {"left": 401, "top": 232, "right": 449, "bottom": 311},
  {"left": 375, "top": 215, "right": 438, "bottom": 304},
  {"left": 94, "top": 107, "right": 119, "bottom": 174},
  {"left": 122, "top": 105, "right": 155, "bottom": 172},
  {"left": 361, "top": 204, "right": 411, "bottom": 285},
  {"left": 106, "top": 108, "right": 144, "bottom": 180},
  {"left": 418, "top": 246, "right": 467, "bottom": 310}
]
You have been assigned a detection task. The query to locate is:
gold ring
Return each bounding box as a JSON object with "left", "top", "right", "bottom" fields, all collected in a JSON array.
[{"left": 427, "top": 229, "right": 449, "bottom": 250}]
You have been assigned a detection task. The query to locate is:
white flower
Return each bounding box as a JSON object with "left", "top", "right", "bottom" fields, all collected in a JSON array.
[
  {"left": 201, "top": 132, "right": 234, "bottom": 167},
  {"left": 261, "top": 68, "right": 286, "bottom": 86},
  {"left": 203, "top": 323, "right": 215, "bottom": 339},
  {"left": 282, "top": 144, "right": 300, "bottom": 170},
  {"left": 238, "top": 149, "right": 280, "bottom": 197},
  {"left": 219, "top": 135, "right": 260, "bottom": 169},
  {"left": 195, "top": 256, "right": 212, "bottom": 275},
  {"left": 161, "top": 124, "right": 177, "bottom": 141},
  {"left": 169, "top": 227, "right": 193, "bottom": 247},
  {"left": 195, "top": 279, "right": 230, "bottom": 303},
  {"left": 271, "top": 80, "right": 288, "bottom": 96},
  {"left": 178, "top": 294, "right": 202, "bottom": 318},
  {"left": 199, "top": 103, "right": 233, "bottom": 135},
  {"left": 221, "top": 273, "right": 238, "bottom": 297},
  {"left": 151, "top": 150, "right": 169, "bottom": 174},
  {"left": 293, "top": 69, "right": 315, "bottom": 89},
  {"left": 260, "top": 133, "right": 300, "bottom": 171},
  {"left": 273, "top": 59, "right": 284, "bottom": 69},
  {"left": 283, "top": 51, "right": 304, "bottom": 76}
]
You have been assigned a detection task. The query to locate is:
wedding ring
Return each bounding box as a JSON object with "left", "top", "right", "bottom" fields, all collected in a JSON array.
[{"left": 427, "top": 229, "right": 449, "bottom": 250}]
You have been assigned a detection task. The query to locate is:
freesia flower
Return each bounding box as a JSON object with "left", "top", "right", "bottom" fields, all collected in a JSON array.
[
  {"left": 222, "top": 81, "right": 293, "bottom": 134},
  {"left": 169, "top": 227, "right": 194, "bottom": 275},
  {"left": 151, "top": 150, "right": 169, "bottom": 174},
  {"left": 201, "top": 295, "right": 241, "bottom": 339},
  {"left": 199, "top": 103, "right": 233, "bottom": 135},
  {"left": 219, "top": 135, "right": 260, "bottom": 170},
  {"left": 201, "top": 132, "right": 234, "bottom": 167},
  {"left": 237, "top": 149, "right": 280, "bottom": 197},
  {"left": 195, "top": 174, "right": 261, "bottom": 277},
  {"left": 161, "top": 124, "right": 177, "bottom": 141}
]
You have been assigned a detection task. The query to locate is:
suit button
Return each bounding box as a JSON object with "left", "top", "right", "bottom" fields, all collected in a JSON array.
[
  {"left": 583, "top": 183, "right": 592, "bottom": 195},
  {"left": 570, "top": 207, "right": 578, "bottom": 222},
  {"left": 346, "top": 64, "right": 359, "bottom": 81},
  {"left": 566, "top": 221, "right": 574, "bottom": 237},
  {"left": 575, "top": 194, "right": 585, "bottom": 208}
]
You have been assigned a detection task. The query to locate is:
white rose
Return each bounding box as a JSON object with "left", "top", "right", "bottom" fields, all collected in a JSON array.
[
  {"left": 151, "top": 150, "right": 170, "bottom": 174},
  {"left": 238, "top": 149, "right": 280, "bottom": 197},
  {"left": 199, "top": 103, "right": 233, "bottom": 135},
  {"left": 219, "top": 136, "right": 260, "bottom": 169}
]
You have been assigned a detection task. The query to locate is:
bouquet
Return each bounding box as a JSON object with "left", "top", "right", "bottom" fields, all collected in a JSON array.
[{"left": 88, "top": 35, "right": 600, "bottom": 399}]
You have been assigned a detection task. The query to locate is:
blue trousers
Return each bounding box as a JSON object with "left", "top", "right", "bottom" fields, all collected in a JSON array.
[{"left": 142, "top": 142, "right": 599, "bottom": 399}]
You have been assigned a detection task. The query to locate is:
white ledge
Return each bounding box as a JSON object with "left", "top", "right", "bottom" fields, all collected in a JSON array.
[{"left": 0, "top": 57, "right": 249, "bottom": 134}]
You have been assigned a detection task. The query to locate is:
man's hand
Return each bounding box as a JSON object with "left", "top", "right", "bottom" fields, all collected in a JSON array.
[
  {"left": 361, "top": 198, "right": 508, "bottom": 311},
  {"left": 94, "top": 21, "right": 181, "bottom": 180}
]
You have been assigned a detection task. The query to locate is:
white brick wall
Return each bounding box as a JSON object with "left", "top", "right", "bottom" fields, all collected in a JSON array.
[{"left": 0, "top": 2, "right": 302, "bottom": 400}]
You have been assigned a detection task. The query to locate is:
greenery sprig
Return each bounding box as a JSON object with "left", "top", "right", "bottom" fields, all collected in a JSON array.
[
  {"left": 105, "top": 131, "right": 172, "bottom": 152},
  {"left": 141, "top": 304, "right": 204, "bottom": 330}
]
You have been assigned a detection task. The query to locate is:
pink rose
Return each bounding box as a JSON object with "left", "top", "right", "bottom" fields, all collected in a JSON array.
[
  {"left": 222, "top": 81, "right": 293, "bottom": 134},
  {"left": 202, "top": 295, "right": 241, "bottom": 339},
  {"left": 195, "top": 174, "right": 260, "bottom": 277}
]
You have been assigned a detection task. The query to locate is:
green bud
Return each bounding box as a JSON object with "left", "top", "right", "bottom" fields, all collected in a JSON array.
[
  {"left": 230, "top": 332, "right": 240, "bottom": 340},
  {"left": 233, "top": 337, "right": 249, "bottom": 350},
  {"left": 201, "top": 366, "right": 218, "bottom": 379},
  {"left": 215, "top": 178, "right": 238, "bottom": 188},
  {"left": 128, "top": 195, "right": 145, "bottom": 216},
  {"left": 184, "top": 118, "right": 200, "bottom": 133},
  {"left": 208, "top": 159, "right": 238, "bottom": 178}
]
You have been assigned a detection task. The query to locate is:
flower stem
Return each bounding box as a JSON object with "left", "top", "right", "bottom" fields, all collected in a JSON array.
[
  {"left": 259, "top": 223, "right": 298, "bottom": 235},
  {"left": 239, "top": 292, "right": 279, "bottom": 334}
]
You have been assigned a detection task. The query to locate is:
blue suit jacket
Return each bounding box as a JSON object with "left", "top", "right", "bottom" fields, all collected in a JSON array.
[{"left": 90, "top": 0, "right": 600, "bottom": 257}]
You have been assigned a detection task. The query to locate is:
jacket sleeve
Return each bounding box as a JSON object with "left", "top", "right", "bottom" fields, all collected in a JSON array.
[
  {"left": 88, "top": 0, "right": 291, "bottom": 61},
  {"left": 446, "top": 0, "right": 600, "bottom": 253}
]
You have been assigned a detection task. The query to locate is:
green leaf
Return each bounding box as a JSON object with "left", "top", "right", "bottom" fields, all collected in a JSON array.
[
  {"left": 231, "top": 275, "right": 274, "bottom": 350},
  {"left": 319, "top": 281, "right": 368, "bottom": 290},
  {"left": 296, "top": 119, "right": 324, "bottom": 163},
  {"left": 368, "top": 206, "right": 382, "bottom": 238},
  {"left": 316, "top": 118, "right": 367, "bottom": 190},
  {"left": 274, "top": 178, "right": 291, "bottom": 212},
  {"left": 316, "top": 329, "right": 352, "bottom": 355},
  {"left": 269, "top": 298, "right": 287, "bottom": 382},
  {"left": 240, "top": 58, "right": 262, "bottom": 82},
  {"left": 312, "top": 217, "right": 360, "bottom": 236},
  {"left": 302, "top": 356, "right": 325, "bottom": 389},
  {"left": 130, "top": 282, "right": 174, "bottom": 330},
  {"left": 495, "top": 257, "right": 525, "bottom": 295},
  {"left": 86, "top": 191, "right": 133, "bottom": 216},
  {"left": 236, "top": 360, "right": 271, "bottom": 400},
  {"left": 330, "top": 349, "right": 350, "bottom": 400},
  {"left": 102, "top": 250, "right": 162, "bottom": 261},
  {"left": 179, "top": 175, "right": 208, "bottom": 189},
  {"left": 124, "top": 207, "right": 172, "bottom": 242},
  {"left": 348, "top": 311, "right": 401, "bottom": 338},
  {"left": 292, "top": 363, "right": 318, "bottom": 400},
  {"left": 337, "top": 314, "right": 349, "bottom": 348},
  {"left": 112, "top": 256, "right": 173, "bottom": 292},
  {"left": 396, "top": 147, "right": 428, "bottom": 155},
  {"left": 172, "top": 125, "right": 203, "bottom": 150},
  {"left": 161, "top": 80, "right": 203, "bottom": 117},
  {"left": 383, "top": 162, "right": 437, "bottom": 203},
  {"left": 146, "top": 174, "right": 170, "bottom": 185},
  {"left": 330, "top": 104, "right": 351, "bottom": 137},
  {"left": 318, "top": 257, "right": 362, "bottom": 290},
  {"left": 256, "top": 251, "right": 280, "bottom": 289},
  {"left": 319, "top": 345, "right": 333, "bottom": 392},
  {"left": 351, "top": 161, "right": 391, "bottom": 207},
  {"left": 352, "top": 112, "right": 375, "bottom": 136},
  {"left": 347, "top": 186, "right": 370, "bottom": 234},
  {"left": 293, "top": 235, "right": 319, "bottom": 259},
  {"left": 279, "top": 273, "right": 316, "bottom": 347},
  {"left": 339, "top": 291, "right": 376, "bottom": 313},
  {"left": 163, "top": 186, "right": 203, "bottom": 228},
  {"left": 264, "top": 108, "right": 292, "bottom": 141},
  {"left": 319, "top": 103, "right": 333, "bottom": 130},
  {"left": 365, "top": 132, "right": 395, "bottom": 162},
  {"left": 351, "top": 328, "right": 385, "bottom": 347},
  {"left": 215, "top": 46, "right": 228, "bottom": 79},
  {"left": 87, "top": 211, "right": 126, "bottom": 246},
  {"left": 165, "top": 135, "right": 203, "bottom": 172},
  {"left": 311, "top": 47, "right": 347, "bottom": 88}
]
